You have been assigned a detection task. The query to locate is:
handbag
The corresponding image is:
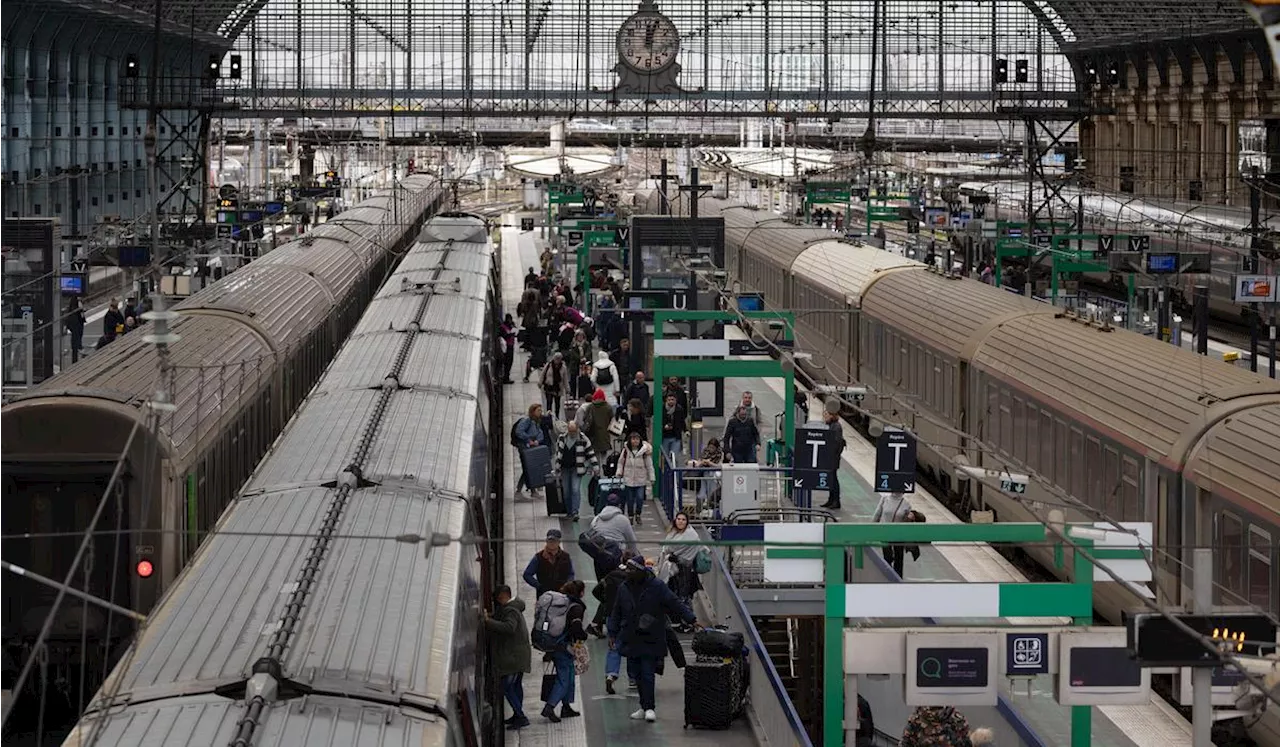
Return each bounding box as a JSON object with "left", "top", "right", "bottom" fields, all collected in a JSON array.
[
  {"left": 694, "top": 548, "right": 713, "bottom": 574},
  {"left": 571, "top": 641, "right": 591, "bottom": 674},
  {"left": 607, "top": 418, "right": 625, "bottom": 437}
]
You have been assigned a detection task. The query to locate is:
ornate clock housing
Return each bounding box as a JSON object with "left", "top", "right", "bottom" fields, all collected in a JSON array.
[
  {"left": 617, "top": 11, "right": 680, "bottom": 73},
  {"left": 612, "top": 0, "right": 685, "bottom": 96}
]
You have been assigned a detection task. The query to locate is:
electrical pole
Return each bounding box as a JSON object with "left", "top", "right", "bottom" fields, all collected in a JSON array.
[
  {"left": 649, "top": 157, "right": 675, "bottom": 215},
  {"left": 1191, "top": 547, "right": 1213, "bottom": 747},
  {"left": 1248, "top": 166, "right": 1262, "bottom": 372}
]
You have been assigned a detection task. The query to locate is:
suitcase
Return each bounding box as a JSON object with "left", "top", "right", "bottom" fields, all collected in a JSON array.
[
  {"left": 521, "top": 445, "right": 554, "bottom": 488},
  {"left": 683, "top": 661, "right": 738, "bottom": 730},
  {"left": 544, "top": 480, "right": 567, "bottom": 516},
  {"left": 594, "top": 477, "right": 626, "bottom": 513},
  {"left": 563, "top": 399, "right": 580, "bottom": 422}
]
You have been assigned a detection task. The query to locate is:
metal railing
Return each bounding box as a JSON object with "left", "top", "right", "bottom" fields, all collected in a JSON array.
[{"left": 699, "top": 532, "right": 815, "bottom": 747}]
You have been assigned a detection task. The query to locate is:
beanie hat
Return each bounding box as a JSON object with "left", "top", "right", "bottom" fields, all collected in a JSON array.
[
  {"left": 597, "top": 351, "right": 609, "bottom": 362},
  {"left": 606, "top": 492, "right": 622, "bottom": 506},
  {"left": 592, "top": 389, "right": 607, "bottom": 402}
]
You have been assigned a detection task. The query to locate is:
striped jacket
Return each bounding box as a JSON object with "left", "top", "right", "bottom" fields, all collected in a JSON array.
[{"left": 555, "top": 434, "right": 599, "bottom": 476}]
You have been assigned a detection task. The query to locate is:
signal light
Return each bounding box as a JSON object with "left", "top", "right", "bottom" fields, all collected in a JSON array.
[
  {"left": 136, "top": 559, "right": 154, "bottom": 578},
  {"left": 1212, "top": 627, "right": 1245, "bottom": 653},
  {"left": 994, "top": 58, "right": 1009, "bottom": 84},
  {"left": 229, "top": 54, "right": 242, "bottom": 80},
  {"left": 1015, "top": 59, "right": 1029, "bottom": 83},
  {"left": 206, "top": 55, "right": 221, "bottom": 81},
  {"left": 125, "top": 55, "right": 139, "bottom": 79}
]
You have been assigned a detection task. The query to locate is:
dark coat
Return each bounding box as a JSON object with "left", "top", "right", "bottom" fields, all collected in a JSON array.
[
  {"left": 723, "top": 416, "right": 760, "bottom": 461},
  {"left": 484, "top": 598, "right": 532, "bottom": 676},
  {"left": 607, "top": 571, "right": 695, "bottom": 659}
]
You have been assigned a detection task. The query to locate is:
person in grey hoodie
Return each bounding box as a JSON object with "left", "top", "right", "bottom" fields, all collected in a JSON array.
[
  {"left": 872, "top": 492, "right": 911, "bottom": 577},
  {"left": 590, "top": 493, "right": 640, "bottom": 556}
]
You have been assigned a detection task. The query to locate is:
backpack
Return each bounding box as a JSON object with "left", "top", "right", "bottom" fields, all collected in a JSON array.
[
  {"left": 531, "top": 590, "right": 572, "bottom": 651},
  {"left": 510, "top": 418, "right": 524, "bottom": 447},
  {"left": 578, "top": 529, "right": 621, "bottom": 566},
  {"left": 595, "top": 364, "right": 614, "bottom": 387}
]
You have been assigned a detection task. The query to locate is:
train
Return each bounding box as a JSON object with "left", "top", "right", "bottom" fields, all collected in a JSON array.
[
  {"left": 61, "top": 212, "right": 503, "bottom": 746},
  {"left": 0, "top": 174, "right": 446, "bottom": 735},
  {"left": 656, "top": 191, "right": 1279, "bottom": 741}
]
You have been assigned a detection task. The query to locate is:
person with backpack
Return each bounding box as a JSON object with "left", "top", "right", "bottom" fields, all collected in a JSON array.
[
  {"left": 607, "top": 555, "right": 698, "bottom": 723},
  {"left": 576, "top": 388, "right": 615, "bottom": 458},
  {"left": 512, "top": 403, "right": 548, "bottom": 497},
  {"left": 522, "top": 529, "right": 574, "bottom": 598},
  {"left": 617, "top": 431, "right": 655, "bottom": 525},
  {"left": 900, "top": 705, "right": 973, "bottom": 747},
  {"left": 483, "top": 584, "right": 532, "bottom": 730},
  {"left": 533, "top": 580, "right": 588, "bottom": 723},
  {"left": 591, "top": 351, "right": 620, "bottom": 402}
]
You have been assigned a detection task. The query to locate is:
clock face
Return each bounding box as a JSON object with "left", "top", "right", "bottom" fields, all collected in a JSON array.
[{"left": 618, "top": 13, "right": 680, "bottom": 73}]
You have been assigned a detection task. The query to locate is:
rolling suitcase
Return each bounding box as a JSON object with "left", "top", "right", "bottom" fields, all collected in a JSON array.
[
  {"left": 692, "top": 627, "right": 744, "bottom": 659},
  {"left": 594, "top": 477, "right": 626, "bottom": 513},
  {"left": 544, "top": 479, "right": 566, "bottom": 516},
  {"left": 683, "top": 660, "right": 737, "bottom": 730},
  {"left": 521, "top": 444, "right": 554, "bottom": 488}
]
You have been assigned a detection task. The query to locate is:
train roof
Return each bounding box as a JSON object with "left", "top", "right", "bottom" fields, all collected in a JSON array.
[
  {"left": 76, "top": 218, "right": 494, "bottom": 744},
  {"left": 791, "top": 240, "right": 924, "bottom": 306},
  {"left": 1182, "top": 402, "right": 1280, "bottom": 517}
]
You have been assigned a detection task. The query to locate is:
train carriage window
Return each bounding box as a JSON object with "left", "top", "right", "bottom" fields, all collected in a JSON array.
[
  {"left": 1039, "top": 409, "right": 1053, "bottom": 474},
  {"left": 999, "top": 388, "right": 1013, "bottom": 455},
  {"left": 1248, "top": 527, "right": 1273, "bottom": 613},
  {"left": 1085, "top": 437, "right": 1102, "bottom": 510},
  {"left": 1120, "top": 456, "right": 1140, "bottom": 521},
  {"left": 924, "top": 351, "right": 934, "bottom": 408},
  {"left": 1070, "top": 427, "right": 1085, "bottom": 500},
  {"left": 1217, "top": 511, "right": 1245, "bottom": 598},
  {"left": 1013, "top": 396, "right": 1027, "bottom": 463}
]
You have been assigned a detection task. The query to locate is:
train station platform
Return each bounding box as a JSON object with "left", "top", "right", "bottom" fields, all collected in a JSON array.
[
  {"left": 499, "top": 215, "right": 766, "bottom": 747},
  {"left": 704, "top": 335, "right": 1197, "bottom": 747}
]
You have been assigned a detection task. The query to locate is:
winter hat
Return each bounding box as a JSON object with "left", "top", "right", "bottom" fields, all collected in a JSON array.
[
  {"left": 606, "top": 492, "right": 622, "bottom": 506},
  {"left": 592, "top": 389, "right": 607, "bottom": 402},
  {"left": 597, "top": 351, "right": 609, "bottom": 362}
]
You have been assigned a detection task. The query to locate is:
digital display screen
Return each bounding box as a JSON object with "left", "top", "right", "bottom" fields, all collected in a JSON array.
[
  {"left": 1146, "top": 253, "right": 1178, "bottom": 273},
  {"left": 264, "top": 201, "right": 285, "bottom": 215},
  {"left": 216, "top": 210, "right": 236, "bottom": 224},
  {"left": 60, "top": 276, "right": 85, "bottom": 295},
  {"left": 117, "top": 246, "right": 151, "bottom": 268},
  {"left": 916, "top": 648, "right": 989, "bottom": 688},
  {"left": 1006, "top": 228, "right": 1023, "bottom": 238},
  {"left": 737, "top": 295, "right": 764, "bottom": 312},
  {"left": 1069, "top": 647, "right": 1141, "bottom": 688},
  {"left": 240, "top": 210, "right": 263, "bottom": 224}
]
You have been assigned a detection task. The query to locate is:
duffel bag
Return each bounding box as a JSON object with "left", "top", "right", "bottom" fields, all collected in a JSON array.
[{"left": 691, "top": 627, "right": 745, "bottom": 658}]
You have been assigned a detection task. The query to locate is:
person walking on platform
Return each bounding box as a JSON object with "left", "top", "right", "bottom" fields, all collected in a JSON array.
[
  {"left": 622, "top": 398, "right": 648, "bottom": 441},
  {"left": 565, "top": 328, "right": 592, "bottom": 378},
  {"left": 523, "top": 529, "right": 575, "bottom": 598},
  {"left": 540, "top": 580, "right": 588, "bottom": 723},
  {"left": 576, "top": 388, "right": 616, "bottom": 458},
  {"left": 484, "top": 584, "right": 532, "bottom": 730},
  {"left": 590, "top": 493, "right": 640, "bottom": 557},
  {"left": 498, "top": 314, "right": 517, "bottom": 384},
  {"left": 589, "top": 554, "right": 635, "bottom": 690},
  {"left": 591, "top": 350, "right": 621, "bottom": 402},
  {"left": 819, "top": 408, "right": 846, "bottom": 510},
  {"left": 617, "top": 431, "right": 655, "bottom": 525},
  {"left": 659, "top": 392, "right": 687, "bottom": 464},
  {"left": 514, "top": 403, "right": 548, "bottom": 497},
  {"left": 65, "top": 298, "right": 86, "bottom": 363},
  {"left": 660, "top": 511, "right": 704, "bottom": 633},
  {"left": 662, "top": 376, "right": 688, "bottom": 413},
  {"left": 607, "top": 555, "right": 698, "bottom": 723},
  {"left": 540, "top": 352, "right": 569, "bottom": 418},
  {"left": 570, "top": 361, "right": 595, "bottom": 401},
  {"left": 524, "top": 267, "right": 539, "bottom": 288},
  {"left": 555, "top": 421, "right": 598, "bottom": 522},
  {"left": 723, "top": 405, "right": 761, "bottom": 464},
  {"left": 872, "top": 491, "right": 912, "bottom": 577},
  {"left": 610, "top": 338, "right": 640, "bottom": 394},
  {"left": 622, "top": 371, "right": 651, "bottom": 415}
]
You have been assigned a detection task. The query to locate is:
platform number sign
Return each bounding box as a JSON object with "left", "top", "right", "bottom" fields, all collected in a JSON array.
[
  {"left": 520, "top": 217, "right": 534, "bottom": 232},
  {"left": 1128, "top": 234, "right": 1150, "bottom": 252},
  {"left": 793, "top": 424, "right": 837, "bottom": 491},
  {"left": 614, "top": 226, "right": 630, "bottom": 246},
  {"left": 874, "top": 429, "right": 917, "bottom": 494},
  {"left": 1097, "top": 234, "right": 1115, "bottom": 255}
]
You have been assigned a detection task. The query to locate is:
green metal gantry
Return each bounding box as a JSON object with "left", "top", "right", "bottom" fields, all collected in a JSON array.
[{"left": 650, "top": 310, "right": 796, "bottom": 477}]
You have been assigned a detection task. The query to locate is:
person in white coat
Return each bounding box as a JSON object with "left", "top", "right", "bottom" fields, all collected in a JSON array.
[
  {"left": 591, "top": 351, "right": 621, "bottom": 403},
  {"left": 660, "top": 511, "right": 704, "bottom": 633},
  {"left": 617, "top": 431, "right": 655, "bottom": 525},
  {"left": 872, "top": 491, "right": 911, "bottom": 577}
]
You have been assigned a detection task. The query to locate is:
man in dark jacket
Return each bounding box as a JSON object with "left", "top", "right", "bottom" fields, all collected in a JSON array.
[
  {"left": 622, "top": 371, "right": 651, "bottom": 415},
  {"left": 820, "top": 408, "right": 846, "bottom": 510},
  {"left": 484, "top": 585, "right": 532, "bottom": 729},
  {"left": 658, "top": 393, "right": 686, "bottom": 463},
  {"left": 607, "top": 555, "right": 698, "bottom": 722},
  {"left": 522, "top": 529, "right": 575, "bottom": 597},
  {"left": 610, "top": 338, "right": 640, "bottom": 383},
  {"left": 722, "top": 405, "right": 760, "bottom": 464}
]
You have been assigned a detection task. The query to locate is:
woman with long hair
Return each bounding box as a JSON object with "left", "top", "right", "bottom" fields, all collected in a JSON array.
[{"left": 660, "top": 511, "right": 703, "bottom": 633}]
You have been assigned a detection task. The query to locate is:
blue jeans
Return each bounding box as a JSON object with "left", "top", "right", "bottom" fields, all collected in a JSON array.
[
  {"left": 502, "top": 672, "right": 526, "bottom": 719},
  {"left": 561, "top": 471, "right": 582, "bottom": 516},
  {"left": 628, "top": 655, "right": 659, "bottom": 710},
  {"left": 606, "top": 649, "right": 637, "bottom": 680},
  {"left": 547, "top": 649, "right": 575, "bottom": 708},
  {"left": 624, "top": 485, "right": 645, "bottom": 515},
  {"left": 661, "top": 436, "right": 682, "bottom": 463}
]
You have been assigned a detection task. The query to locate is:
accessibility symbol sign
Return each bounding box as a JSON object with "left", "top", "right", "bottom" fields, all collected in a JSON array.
[{"left": 1006, "top": 632, "right": 1049, "bottom": 675}]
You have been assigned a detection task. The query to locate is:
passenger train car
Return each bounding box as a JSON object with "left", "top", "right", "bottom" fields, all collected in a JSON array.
[
  {"left": 0, "top": 175, "right": 445, "bottom": 733},
  {"left": 652, "top": 188, "right": 1279, "bottom": 639},
  {"left": 63, "top": 212, "right": 503, "bottom": 747}
]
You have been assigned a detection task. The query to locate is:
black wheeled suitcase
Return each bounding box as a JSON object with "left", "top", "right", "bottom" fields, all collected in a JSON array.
[
  {"left": 544, "top": 479, "right": 566, "bottom": 516},
  {"left": 684, "top": 661, "right": 737, "bottom": 730},
  {"left": 521, "top": 445, "right": 553, "bottom": 488},
  {"left": 692, "top": 627, "right": 745, "bottom": 658}
]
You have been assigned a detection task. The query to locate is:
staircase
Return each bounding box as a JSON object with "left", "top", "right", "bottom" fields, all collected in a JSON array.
[{"left": 753, "top": 615, "right": 823, "bottom": 744}]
